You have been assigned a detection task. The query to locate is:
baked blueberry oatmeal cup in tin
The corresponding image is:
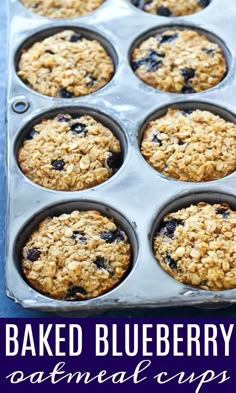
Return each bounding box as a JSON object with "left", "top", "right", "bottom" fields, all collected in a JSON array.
[
  {"left": 17, "top": 29, "right": 115, "bottom": 98},
  {"left": 130, "top": 0, "right": 211, "bottom": 17},
  {"left": 141, "top": 107, "right": 236, "bottom": 182},
  {"left": 17, "top": 111, "right": 124, "bottom": 191},
  {"left": 131, "top": 27, "right": 227, "bottom": 93},
  {"left": 20, "top": 0, "right": 105, "bottom": 19},
  {"left": 153, "top": 201, "right": 236, "bottom": 291},
  {"left": 21, "top": 209, "right": 132, "bottom": 300}
]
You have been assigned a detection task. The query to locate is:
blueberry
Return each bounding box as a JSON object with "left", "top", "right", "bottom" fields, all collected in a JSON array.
[
  {"left": 215, "top": 208, "right": 230, "bottom": 218},
  {"left": 65, "top": 286, "right": 87, "bottom": 300},
  {"left": 202, "top": 48, "right": 215, "bottom": 56},
  {"left": 59, "top": 88, "right": 74, "bottom": 98},
  {"left": 166, "top": 254, "right": 177, "bottom": 270},
  {"left": 79, "top": 235, "right": 87, "bottom": 242},
  {"left": 27, "top": 248, "right": 41, "bottom": 262},
  {"left": 157, "top": 6, "right": 172, "bottom": 17},
  {"left": 55, "top": 114, "right": 71, "bottom": 123},
  {"left": 45, "top": 49, "right": 55, "bottom": 55},
  {"left": 72, "top": 230, "right": 87, "bottom": 242},
  {"left": 94, "top": 257, "right": 107, "bottom": 269},
  {"left": 107, "top": 152, "right": 122, "bottom": 174},
  {"left": 133, "top": 50, "right": 163, "bottom": 72},
  {"left": 24, "top": 129, "right": 38, "bottom": 140},
  {"left": 100, "top": 228, "right": 125, "bottom": 244},
  {"left": 160, "top": 218, "right": 184, "bottom": 237},
  {"left": 181, "top": 109, "right": 193, "bottom": 116},
  {"left": 145, "top": 51, "right": 163, "bottom": 71},
  {"left": 152, "top": 134, "right": 163, "bottom": 146},
  {"left": 181, "top": 68, "right": 195, "bottom": 82},
  {"left": 70, "top": 33, "right": 82, "bottom": 43},
  {"left": 181, "top": 85, "right": 196, "bottom": 94},
  {"left": 132, "top": 59, "right": 144, "bottom": 71},
  {"left": 199, "top": 0, "right": 210, "bottom": 7},
  {"left": 147, "top": 58, "right": 162, "bottom": 72},
  {"left": 51, "top": 159, "right": 65, "bottom": 171},
  {"left": 71, "top": 122, "right": 87, "bottom": 135},
  {"left": 159, "top": 33, "right": 178, "bottom": 44}
]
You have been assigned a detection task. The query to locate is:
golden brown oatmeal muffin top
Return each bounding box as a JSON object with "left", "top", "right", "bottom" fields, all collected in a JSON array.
[
  {"left": 18, "top": 113, "right": 122, "bottom": 191},
  {"left": 132, "top": 29, "right": 226, "bottom": 93},
  {"left": 141, "top": 108, "right": 236, "bottom": 182},
  {"left": 154, "top": 202, "right": 236, "bottom": 291},
  {"left": 20, "top": 0, "right": 104, "bottom": 18},
  {"left": 22, "top": 210, "right": 131, "bottom": 300},
  {"left": 18, "top": 30, "right": 114, "bottom": 97},
  {"left": 130, "top": 0, "right": 210, "bottom": 17}
]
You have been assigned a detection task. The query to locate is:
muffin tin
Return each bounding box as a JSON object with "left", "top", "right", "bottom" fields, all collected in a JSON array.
[{"left": 6, "top": 0, "right": 236, "bottom": 312}]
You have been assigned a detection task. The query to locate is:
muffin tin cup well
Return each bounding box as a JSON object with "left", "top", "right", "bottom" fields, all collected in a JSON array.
[
  {"left": 14, "top": 200, "right": 139, "bottom": 302},
  {"left": 150, "top": 191, "right": 236, "bottom": 308},
  {"left": 150, "top": 191, "right": 236, "bottom": 290},
  {"left": 15, "top": 25, "right": 118, "bottom": 99},
  {"left": 129, "top": 24, "right": 232, "bottom": 94},
  {"left": 14, "top": 106, "right": 128, "bottom": 192},
  {"left": 138, "top": 101, "right": 236, "bottom": 183},
  {"left": 6, "top": 0, "right": 236, "bottom": 312}
]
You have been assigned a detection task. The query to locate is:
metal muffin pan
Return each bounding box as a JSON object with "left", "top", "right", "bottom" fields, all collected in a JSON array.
[{"left": 6, "top": 0, "right": 236, "bottom": 312}]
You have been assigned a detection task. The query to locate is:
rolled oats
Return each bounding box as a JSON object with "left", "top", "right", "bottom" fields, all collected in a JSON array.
[
  {"left": 22, "top": 210, "right": 131, "bottom": 300},
  {"left": 132, "top": 29, "right": 226, "bottom": 93},
  {"left": 130, "top": 0, "right": 209, "bottom": 17},
  {"left": 20, "top": 0, "right": 104, "bottom": 18},
  {"left": 141, "top": 108, "right": 236, "bottom": 182},
  {"left": 153, "top": 202, "right": 236, "bottom": 291},
  {"left": 18, "top": 113, "right": 122, "bottom": 191},
  {"left": 18, "top": 30, "right": 114, "bottom": 97}
]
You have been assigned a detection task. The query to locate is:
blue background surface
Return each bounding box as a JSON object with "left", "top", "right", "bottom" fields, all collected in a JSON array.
[{"left": 1, "top": 2, "right": 236, "bottom": 317}]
